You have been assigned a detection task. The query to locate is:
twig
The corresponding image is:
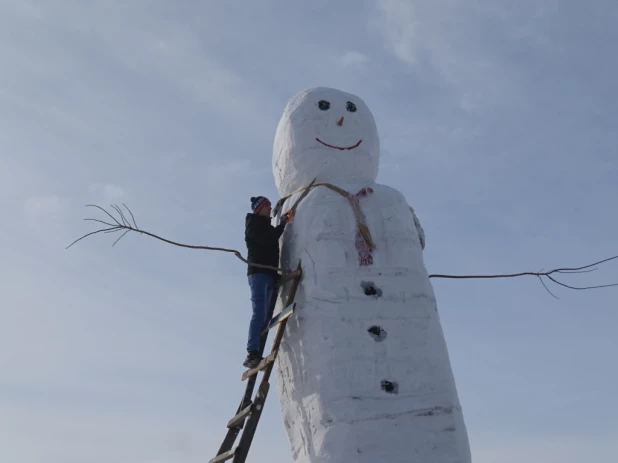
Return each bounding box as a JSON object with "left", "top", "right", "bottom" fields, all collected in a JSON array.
[
  {"left": 112, "top": 229, "right": 131, "bottom": 247},
  {"left": 123, "top": 203, "right": 138, "bottom": 228},
  {"left": 111, "top": 204, "right": 128, "bottom": 226},
  {"left": 537, "top": 275, "right": 558, "bottom": 299},
  {"left": 67, "top": 226, "right": 120, "bottom": 248}
]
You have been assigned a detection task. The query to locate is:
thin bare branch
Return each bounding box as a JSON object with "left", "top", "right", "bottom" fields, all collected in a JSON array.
[
  {"left": 84, "top": 218, "right": 118, "bottom": 228},
  {"left": 546, "top": 274, "right": 618, "bottom": 291},
  {"left": 66, "top": 227, "right": 120, "bottom": 249},
  {"left": 111, "top": 204, "right": 129, "bottom": 226},
  {"left": 537, "top": 275, "right": 559, "bottom": 299},
  {"left": 557, "top": 268, "right": 598, "bottom": 274},
  {"left": 553, "top": 255, "right": 618, "bottom": 272},
  {"left": 123, "top": 203, "right": 138, "bottom": 229},
  {"left": 86, "top": 204, "right": 122, "bottom": 226},
  {"left": 112, "top": 229, "right": 131, "bottom": 246},
  {"left": 109, "top": 204, "right": 124, "bottom": 225},
  {"left": 429, "top": 271, "right": 542, "bottom": 279},
  {"left": 116, "top": 204, "right": 131, "bottom": 227}
]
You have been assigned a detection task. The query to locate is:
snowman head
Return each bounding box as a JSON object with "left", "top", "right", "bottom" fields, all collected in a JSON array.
[{"left": 272, "top": 87, "right": 380, "bottom": 196}]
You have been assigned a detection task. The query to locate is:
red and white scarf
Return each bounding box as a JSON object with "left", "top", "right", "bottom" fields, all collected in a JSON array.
[{"left": 346, "top": 187, "right": 374, "bottom": 266}]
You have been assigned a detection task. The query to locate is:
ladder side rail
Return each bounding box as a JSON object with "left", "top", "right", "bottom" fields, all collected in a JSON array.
[
  {"left": 215, "top": 277, "right": 281, "bottom": 456},
  {"left": 232, "top": 263, "right": 302, "bottom": 462},
  {"left": 212, "top": 262, "right": 302, "bottom": 460},
  {"left": 258, "top": 263, "right": 302, "bottom": 385}
]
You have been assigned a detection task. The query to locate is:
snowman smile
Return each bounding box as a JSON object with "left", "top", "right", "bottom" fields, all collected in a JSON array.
[{"left": 316, "top": 138, "right": 363, "bottom": 151}]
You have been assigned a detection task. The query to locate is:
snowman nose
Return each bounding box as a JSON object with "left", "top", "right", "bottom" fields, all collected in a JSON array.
[{"left": 337, "top": 116, "right": 344, "bottom": 126}]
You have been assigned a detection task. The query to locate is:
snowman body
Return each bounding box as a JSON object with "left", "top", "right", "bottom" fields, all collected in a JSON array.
[{"left": 271, "top": 88, "right": 471, "bottom": 462}]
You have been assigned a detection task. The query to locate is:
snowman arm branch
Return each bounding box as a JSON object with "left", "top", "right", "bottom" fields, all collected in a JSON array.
[
  {"left": 429, "top": 255, "right": 618, "bottom": 297},
  {"left": 67, "top": 204, "right": 290, "bottom": 274}
]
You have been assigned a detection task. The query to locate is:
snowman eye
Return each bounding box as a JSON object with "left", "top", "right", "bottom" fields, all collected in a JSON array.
[
  {"left": 346, "top": 101, "right": 357, "bottom": 113},
  {"left": 318, "top": 100, "right": 330, "bottom": 111}
]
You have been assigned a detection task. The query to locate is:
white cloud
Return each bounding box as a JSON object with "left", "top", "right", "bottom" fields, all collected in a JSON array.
[
  {"left": 373, "top": 0, "right": 420, "bottom": 66},
  {"left": 23, "top": 195, "right": 70, "bottom": 224},
  {"left": 70, "top": 4, "right": 275, "bottom": 134},
  {"left": 340, "top": 51, "right": 370, "bottom": 70},
  {"left": 89, "top": 182, "right": 126, "bottom": 202},
  {"left": 372, "top": 0, "right": 522, "bottom": 110}
]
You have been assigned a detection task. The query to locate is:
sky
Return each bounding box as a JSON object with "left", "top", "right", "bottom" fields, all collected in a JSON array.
[{"left": 1, "top": 0, "right": 617, "bottom": 462}]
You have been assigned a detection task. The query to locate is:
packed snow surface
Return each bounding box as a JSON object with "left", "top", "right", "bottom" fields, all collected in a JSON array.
[{"left": 271, "top": 88, "right": 471, "bottom": 463}]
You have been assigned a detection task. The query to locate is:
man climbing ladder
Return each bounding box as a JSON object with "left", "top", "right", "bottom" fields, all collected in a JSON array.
[
  {"left": 244, "top": 195, "right": 289, "bottom": 368},
  {"left": 209, "top": 180, "right": 314, "bottom": 463}
]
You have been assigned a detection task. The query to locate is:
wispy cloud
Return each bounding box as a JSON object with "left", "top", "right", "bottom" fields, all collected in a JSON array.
[
  {"left": 373, "top": 0, "right": 524, "bottom": 110},
  {"left": 339, "top": 50, "right": 370, "bottom": 71},
  {"left": 24, "top": 195, "right": 69, "bottom": 221},
  {"left": 23, "top": 195, "right": 72, "bottom": 242},
  {"left": 88, "top": 183, "right": 126, "bottom": 202}
]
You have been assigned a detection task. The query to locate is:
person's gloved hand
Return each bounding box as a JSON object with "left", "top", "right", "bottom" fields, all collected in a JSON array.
[{"left": 280, "top": 210, "right": 294, "bottom": 224}]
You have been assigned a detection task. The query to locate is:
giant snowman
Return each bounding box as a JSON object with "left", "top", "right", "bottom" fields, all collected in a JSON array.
[{"left": 272, "top": 87, "right": 471, "bottom": 463}]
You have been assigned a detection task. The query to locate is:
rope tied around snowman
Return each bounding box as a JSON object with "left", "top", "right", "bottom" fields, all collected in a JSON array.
[{"left": 275, "top": 181, "right": 376, "bottom": 266}]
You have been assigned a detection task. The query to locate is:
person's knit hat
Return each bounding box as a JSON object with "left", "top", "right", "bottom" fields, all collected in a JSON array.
[{"left": 250, "top": 196, "right": 269, "bottom": 213}]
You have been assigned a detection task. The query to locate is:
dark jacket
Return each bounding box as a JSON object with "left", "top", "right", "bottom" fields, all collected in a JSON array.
[{"left": 245, "top": 213, "right": 285, "bottom": 276}]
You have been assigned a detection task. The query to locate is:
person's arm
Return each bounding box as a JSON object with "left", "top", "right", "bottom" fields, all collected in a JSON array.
[{"left": 273, "top": 222, "right": 286, "bottom": 239}]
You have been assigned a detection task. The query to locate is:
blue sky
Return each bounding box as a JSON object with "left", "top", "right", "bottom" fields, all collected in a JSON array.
[{"left": 1, "top": 1, "right": 617, "bottom": 462}]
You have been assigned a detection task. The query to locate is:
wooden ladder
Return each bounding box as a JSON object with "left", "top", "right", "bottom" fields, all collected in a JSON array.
[{"left": 209, "top": 262, "right": 302, "bottom": 463}]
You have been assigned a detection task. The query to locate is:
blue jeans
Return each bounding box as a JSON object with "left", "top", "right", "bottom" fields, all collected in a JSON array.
[{"left": 247, "top": 273, "right": 275, "bottom": 353}]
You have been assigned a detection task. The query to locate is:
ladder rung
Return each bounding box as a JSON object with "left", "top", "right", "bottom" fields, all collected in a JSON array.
[
  {"left": 227, "top": 404, "right": 253, "bottom": 429},
  {"left": 209, "top": 448, "right": 235, "bottom": 463},
  {"left": 280, "top": 269, "right": 302, "bottom": 282},
  {"left": 261, "top": 303, "right": 296, "bottom": 335},
  {"left": 241, "top": 351, "right": 276, "bottom": 381}
]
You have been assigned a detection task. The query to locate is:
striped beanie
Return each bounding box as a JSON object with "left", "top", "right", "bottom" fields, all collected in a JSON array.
[{"left": 250, "top": 196, "right": 269, "bottom": 213}]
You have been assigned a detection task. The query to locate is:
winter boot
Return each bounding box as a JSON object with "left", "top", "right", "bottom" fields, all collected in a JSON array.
[{"left": 243, "top": 351, "right": 263, "bottom": 368}]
